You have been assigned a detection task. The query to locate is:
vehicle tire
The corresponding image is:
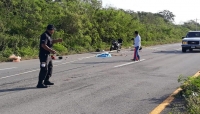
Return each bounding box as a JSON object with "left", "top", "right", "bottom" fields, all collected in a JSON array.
[{"left": 182, "top": 48, "right": 186, "bottom": 52}]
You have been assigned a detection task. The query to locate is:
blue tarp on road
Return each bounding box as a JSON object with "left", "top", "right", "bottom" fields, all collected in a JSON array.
[{"left": 96, "top": 52, "right": 112, "bottom": 58}]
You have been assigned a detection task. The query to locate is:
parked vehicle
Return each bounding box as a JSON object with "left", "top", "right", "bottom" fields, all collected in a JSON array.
[{"left": 181, "top": 31, "right": 200, "bottom": 52}]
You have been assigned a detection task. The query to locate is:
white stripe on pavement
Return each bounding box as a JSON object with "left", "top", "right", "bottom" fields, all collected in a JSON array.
[
  {"left": 0, "top": 56, "right": 95, "bottom": 80},
  {"left": 0, "top": 67, "right": 17, "bottom": 71},
  {"left": 114, "top": 59, "right": 146, "bottom": 68},
  {"left": 0, "top": 69, "right": 39, "bottom": 79},
  {"left": 0, "top": 50, "right": 129, "bottom": 80}
]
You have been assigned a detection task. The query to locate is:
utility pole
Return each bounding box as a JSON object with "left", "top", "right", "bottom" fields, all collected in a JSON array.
[
  {"left": 196, "top": 18, "right": 197, "bottom": 31},
  {"left": 195, "top": 18, "right": 200, "bottom": 31}
]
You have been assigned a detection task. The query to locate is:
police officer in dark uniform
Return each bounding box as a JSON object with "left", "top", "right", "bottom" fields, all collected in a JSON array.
[{"left": 37, "top": 24, "right": 62, "bottom": 88}]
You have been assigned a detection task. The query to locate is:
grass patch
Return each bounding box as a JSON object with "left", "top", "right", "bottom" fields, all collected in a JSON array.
[{"left": 170, "top": 74, "right": 200, "bottom": 114}]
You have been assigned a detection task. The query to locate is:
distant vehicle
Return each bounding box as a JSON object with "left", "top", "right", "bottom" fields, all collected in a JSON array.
[{"left": 181, "top": 31, "right": 200, "bottom": 52}]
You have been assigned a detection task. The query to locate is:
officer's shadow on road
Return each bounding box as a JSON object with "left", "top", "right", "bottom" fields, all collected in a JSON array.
[
  {"left": 0, "top": 87, "right": 36, "bottom": 93},
  {"left": 142, "top": 94, "right": 169, "bottom": 104},
  {"left": 143, "top": 93, "right": 185, "bottom": 113}
]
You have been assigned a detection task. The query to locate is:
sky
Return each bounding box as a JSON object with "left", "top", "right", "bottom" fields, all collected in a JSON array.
[{"left": 101, "top": 0, "right": 200, "bottom": 24}]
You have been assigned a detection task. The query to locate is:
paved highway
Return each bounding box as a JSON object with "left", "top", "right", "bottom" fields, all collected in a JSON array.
[{"left": 0, "top": 43, "right": 199, "bottom": 114}]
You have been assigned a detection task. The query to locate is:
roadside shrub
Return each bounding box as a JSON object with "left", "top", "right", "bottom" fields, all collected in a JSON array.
[
  {"left": 179, "top": 76, "right": 200, "bottom": 97},
  {"left": 2, "top": 47, "right": 13, "bottom": 58},
  {"left": 53, "top": 43, "right": 68, "bottom": 55},
  {"left": 177, "top": 75, "right": 200, "bottom": 114},
  {"left": 18, "top": 47, "right": 38, "bottom": 57}
]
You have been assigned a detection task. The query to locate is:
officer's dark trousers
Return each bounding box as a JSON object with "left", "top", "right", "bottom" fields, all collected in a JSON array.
[{"left": 38, "top": 54, "right": 53, "bottom": 84}]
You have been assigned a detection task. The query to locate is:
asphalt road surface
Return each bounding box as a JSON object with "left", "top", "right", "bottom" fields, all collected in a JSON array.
[{"left": 0, "top": 43, "right": 199, "bottom": 114}]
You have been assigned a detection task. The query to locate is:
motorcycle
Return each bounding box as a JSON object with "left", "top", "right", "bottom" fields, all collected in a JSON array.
[{"left": 110, "top": 39, "right": 122, "bottom": 53}]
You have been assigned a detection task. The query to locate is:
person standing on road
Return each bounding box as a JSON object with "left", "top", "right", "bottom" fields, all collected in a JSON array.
[
  {"left": 132, "top": 31, "right": 141, "bottom": 61},
  {"left": 36, "top": 24, "right": 63, "bottom": 88}
]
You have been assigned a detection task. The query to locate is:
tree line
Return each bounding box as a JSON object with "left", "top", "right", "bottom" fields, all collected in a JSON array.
[{"left": 0, "top": 0, "right": 199, "bottom": 61}]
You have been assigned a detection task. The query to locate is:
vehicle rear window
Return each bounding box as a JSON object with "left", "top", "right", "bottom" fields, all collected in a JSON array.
[{"left": 186, "top": 32, "right": 200, "bottom": 37}]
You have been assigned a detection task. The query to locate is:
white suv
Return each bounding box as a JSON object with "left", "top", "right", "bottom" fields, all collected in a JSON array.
[{"left": 181, "top": 31, "right": 200, "bottom": 52}]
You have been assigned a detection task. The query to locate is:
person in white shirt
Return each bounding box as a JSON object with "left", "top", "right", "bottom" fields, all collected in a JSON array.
[{"left": 132, "top": 31, "right": 141, "bottom": 61}]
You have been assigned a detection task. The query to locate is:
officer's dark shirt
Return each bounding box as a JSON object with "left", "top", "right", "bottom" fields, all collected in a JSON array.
[{"left": 39, "top": 31, "right": 53, "bottom": 55}]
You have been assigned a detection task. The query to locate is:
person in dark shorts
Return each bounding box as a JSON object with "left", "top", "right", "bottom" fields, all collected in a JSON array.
[{"left": 37, "top": 24, "right": 63, "bottom": 88}]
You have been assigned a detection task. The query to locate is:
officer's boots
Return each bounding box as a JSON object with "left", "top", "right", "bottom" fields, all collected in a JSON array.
[
  {"left": 44, "top": 75, "right": 54, "bottom": 85},
  {"left": 44, "top": 81, "right": 54, "bottom": 85},
  {"left": 36, "top": 82, "right": 48, "bottom": 88}
]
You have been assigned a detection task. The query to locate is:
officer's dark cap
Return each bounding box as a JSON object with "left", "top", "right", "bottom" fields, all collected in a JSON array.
[{"left": 47, "top": 24, "right": 56, "bottom": 30}]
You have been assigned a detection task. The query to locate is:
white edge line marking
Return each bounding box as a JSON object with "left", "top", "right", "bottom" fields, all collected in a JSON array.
[
  {"left": 0, "top": 69, "right": 39, "bottom": 79},
  {"left": 78, "top": 55, "right": 96, "bottom": 60},
  {"left": 0, "top": 67, "right": 17, "bottom": 71},
  {"left": 114, "top": 59, "right": 146, "bottom": 68},
  {"left": 1, "top": 51, "right": 129, "bottom": 79},
  {"left": 0, "top": 56, "right": 96, "bottom": 80},
  {"left": 53, "top": 61, "right": 62, "bottom": 63}
]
